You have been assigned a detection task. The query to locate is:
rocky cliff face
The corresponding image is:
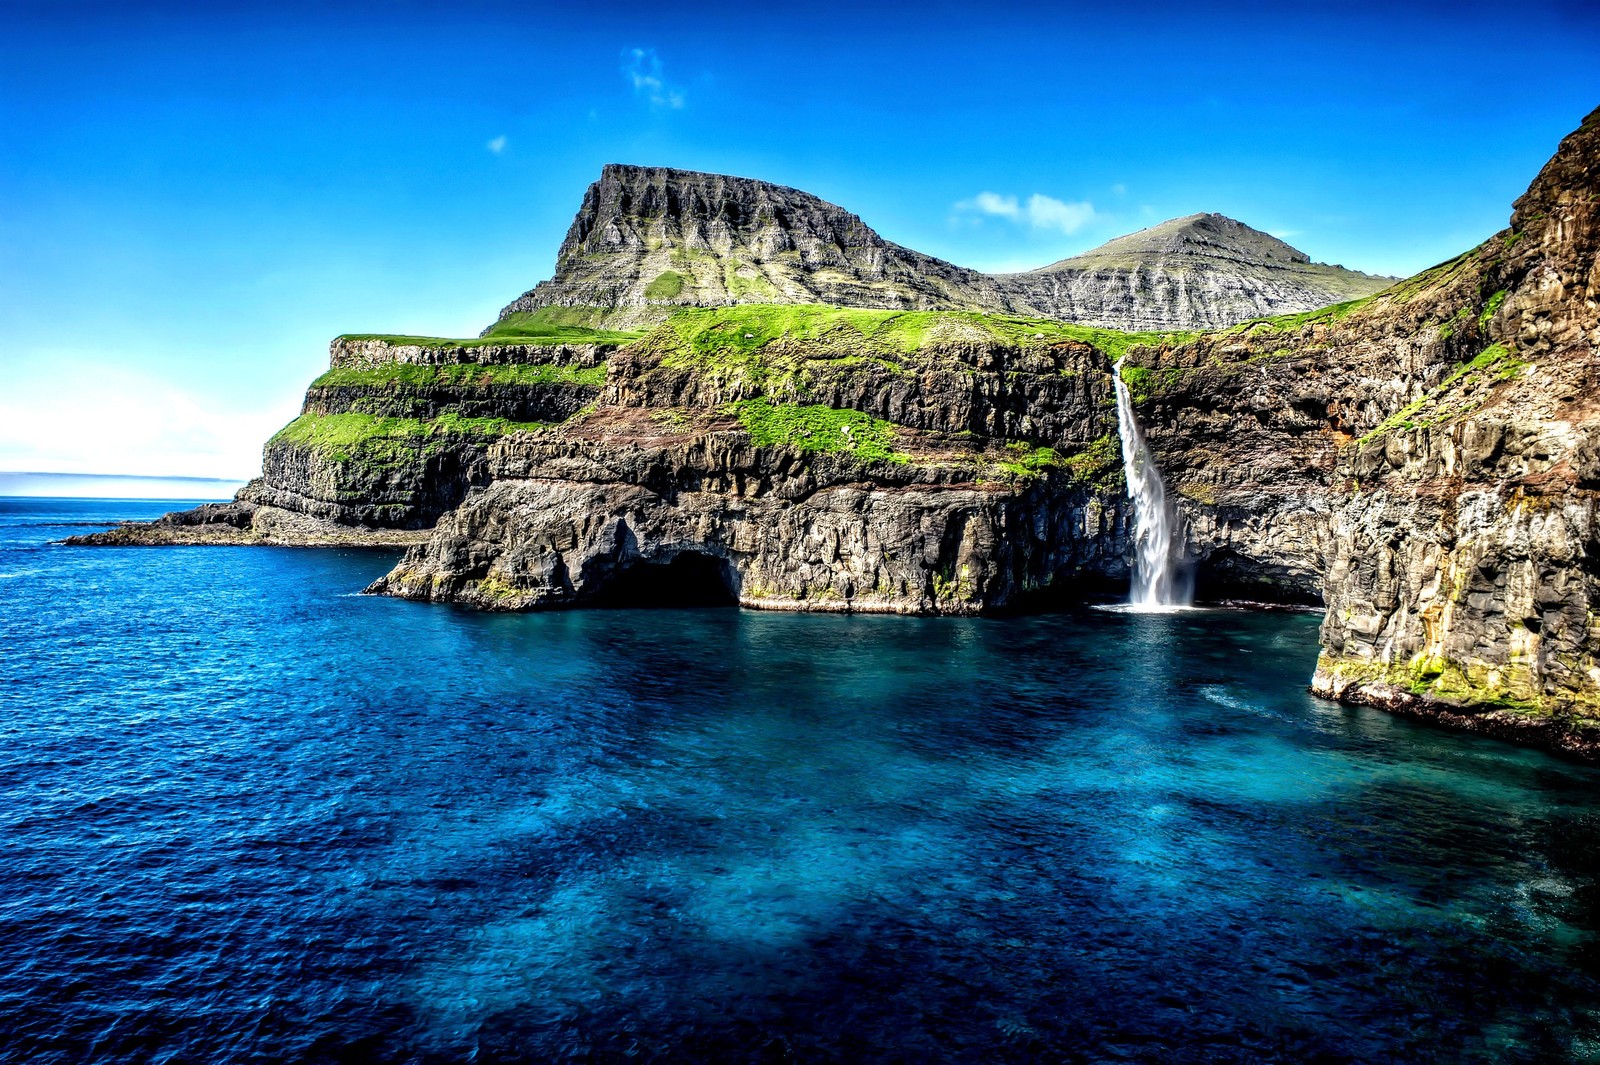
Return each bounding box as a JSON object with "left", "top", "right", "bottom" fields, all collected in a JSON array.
[
  {"left": 998, "top": 213, "right": 1394, "bottom": 330},
  {"left": 497, "top": 165, "right": 1018, "bottom": 329},
  {"left": 368, "top": 313, "right": 1133, "bottom": 614},
  {"left": 492, "top": 166, "right": 1389, "bottom": 332},
  {"left": 1091, "top": 106, "right": 1600, "bottom": 755},
  {"left": 78, "top": 107, "right": 1600, "bottom": 759},
  {"left": 1307, "top": 109, "right": 1600, "bottom": 748}
]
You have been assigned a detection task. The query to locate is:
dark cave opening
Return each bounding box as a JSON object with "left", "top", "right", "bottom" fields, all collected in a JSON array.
[
  {"left": 1191, "top": 553, "right": 1324, "bottom": 608},
  {"left": 589, "top": 552, "right": 739, "bottom": 608}
]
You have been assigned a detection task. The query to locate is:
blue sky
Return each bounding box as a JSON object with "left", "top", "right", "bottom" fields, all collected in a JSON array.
[{"left": 2, "top": 0, "right": 1597, "bottom": 479}]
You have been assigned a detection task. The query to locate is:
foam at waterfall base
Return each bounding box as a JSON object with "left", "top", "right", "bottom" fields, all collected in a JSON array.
[{"left": 1092, "top": 602, "right": 1209, "bottom": 615}]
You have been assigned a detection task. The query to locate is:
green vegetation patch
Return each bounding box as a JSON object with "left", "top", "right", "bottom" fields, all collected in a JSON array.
[
  {"left": 1358, "top": 342, "right": 1528, "bottom": 443},
  {"left": 1436, "top": 306, "right": 1472, "bottom": 342},
  {"left": 1060, "top": 434, "right": 1121, "bottom": 487},
  {"left": 1319, "top": 653, "right": 1547, "bottom": 715},
  {"left": 270, "top": 412, "right": 547, "bottom": 464},
  {"left": 1118, "top": 362, "right": 1189, "bottom": 404},
  {"left": 1381, "top": 250, "right": 1476, "bottom": 306},
  {"left": 660, "top": 304, "right": 1197, "bottom": 363},
  {"left": 1222, "top": 295, "right": 1377, "bottom": 336},
  {"left": 1478, "top": 289, "right": 1508, "bottom": 329},
  {"left": 993, "top": 443, "right": 1061, "bottom": 481},
  {"left": 339, "top": 307, "right": 643, "bottom": 349},
  {"left": 644, "top": 271, "right": 687, "bottom": 300},
  {"left": 732, "top": 396, "right": 906, "bottom": 464},
  {"left": 723, "top": 262, "right": 779, "bottom": 298},
  {"left": 312, "top": 362, "right": 605, "bottom": 389}
]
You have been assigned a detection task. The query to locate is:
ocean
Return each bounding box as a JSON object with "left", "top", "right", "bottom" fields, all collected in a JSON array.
[{"left": 3, "top": 497, "right": 1598, "bottom": 1062}]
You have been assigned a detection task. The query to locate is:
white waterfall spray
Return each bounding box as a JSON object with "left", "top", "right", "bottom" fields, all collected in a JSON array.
[{"left": 1110, "top": 357, "right": 1191, "bottom": 609}]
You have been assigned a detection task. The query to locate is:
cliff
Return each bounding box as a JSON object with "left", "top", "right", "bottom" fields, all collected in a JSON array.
[{"left": 73, "top": 106, "right": 1600, "bottom": 760}]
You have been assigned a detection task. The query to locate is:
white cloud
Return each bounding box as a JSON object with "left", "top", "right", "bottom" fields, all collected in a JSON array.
[
  {"left": 487, "top": 135, "right": 507, "bottom": 154},
  {"left": 623, "top": 48, "right": 686, "bottom": 110},
  {"left": 1024, "top": 194, "right": 1095, "bottom": 235},
  {"left": 957, "top": 191, "right": 1096, "bottom": 235},
  {"left": 971, "top": 192, "right": 1020, "bottom": 220}
]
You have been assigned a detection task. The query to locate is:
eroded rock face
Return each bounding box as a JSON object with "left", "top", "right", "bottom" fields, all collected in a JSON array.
[
  {"left": 997, "top": 213, "right": 1394, "bottom": 331},
  {"left": 1303, "top": 108, "right": 1600, "bottom": 746},
  {"left": 370, "top": 433, "right": 1128, "bottom": 616},
  {"left": 492, "top": 166, "right": 1390, "bottom": 332}
]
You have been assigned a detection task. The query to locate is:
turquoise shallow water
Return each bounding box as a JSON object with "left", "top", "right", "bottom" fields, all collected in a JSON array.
[{"left": 3, "top": 497, "right": 1600, "bottom": 1063}]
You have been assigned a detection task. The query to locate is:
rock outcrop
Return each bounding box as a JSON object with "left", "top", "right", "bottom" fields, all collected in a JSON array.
[
  {"left": 491, "top": 165, "right": 1390, "bottom": 332},
  {"left": 1306, "top": 108, "right": 1600, "bottom": 750},
  {"left": 367, "top": 319, "right": 1131, "bottom": 613}
]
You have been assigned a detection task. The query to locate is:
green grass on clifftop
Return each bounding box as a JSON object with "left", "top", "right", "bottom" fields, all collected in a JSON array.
[
  {"left": 270, "top": 412, "right": 547, "bottom": 463},
  {"left": 339, "top": 307, "right": 643, "bottom": 349},
  {"left": 732, "top": 396, "right": 907, "bottom": 464},
  {"left": 654, "top": 305, "right": 1197, "bottom": 370}
]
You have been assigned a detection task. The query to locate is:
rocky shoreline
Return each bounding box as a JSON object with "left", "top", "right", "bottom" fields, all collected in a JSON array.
[
  {"left": 1315, "top": 677, "right": 1600, "bottom": 763},
  {"left": 65, "top": 502, "right": 429, "bottom": 548}
]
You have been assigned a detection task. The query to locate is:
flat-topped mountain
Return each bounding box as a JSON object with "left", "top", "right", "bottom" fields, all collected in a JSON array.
[
  {"left": 996, "top": 213, "right": 1395, "bottom": 330},
  {"left": 494, "top": 164, "right": 1016, "bottom": 329},
  {"left": 491, "top": 166, "right": 1391, "bottom": 333}
]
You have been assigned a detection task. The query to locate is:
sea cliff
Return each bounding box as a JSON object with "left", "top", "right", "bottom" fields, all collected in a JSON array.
[{"left": 74, "top": 106, "right": 1600, "bottom": 757}]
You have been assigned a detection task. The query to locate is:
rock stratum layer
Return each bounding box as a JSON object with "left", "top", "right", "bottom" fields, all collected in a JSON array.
[
  {"left": 997, "top": 212, "right": 1394, "bottom": 331},
  {"left": 79, "top": 107, "right": 1600, "bottom": 759},
  {"left": 493, "top": 164, "right": 1390, "bottom": 332}
]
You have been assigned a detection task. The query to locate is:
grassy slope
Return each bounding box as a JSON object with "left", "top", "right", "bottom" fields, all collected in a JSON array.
[
  {"left": 271, "top": 412, "right": 549, "bottom": 463},
  {"left": 655, "top": 304, "right": 1201, "bottom": 362},
  {"left": 338, "top": 307, "right": 644, "bottom": 349},
  {"left": 302, "top": 277, "right": 1429, "bottom": 477}
]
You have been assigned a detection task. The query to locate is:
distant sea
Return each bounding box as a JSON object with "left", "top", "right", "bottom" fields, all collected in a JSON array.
[
  {"left": 3, "top": 496, "right": 1599, "bottom": 1063},
  {"left": 0, "top": 472, "right": 249, "bottom": 500}
]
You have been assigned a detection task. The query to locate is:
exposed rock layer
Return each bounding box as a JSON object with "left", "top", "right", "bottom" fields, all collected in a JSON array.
[
  {"left": 494, "top": 165, "right": 1391, "bottom": 332},
  {"left": 997, "top": 213, "right": 1394, "bottom": 331}
]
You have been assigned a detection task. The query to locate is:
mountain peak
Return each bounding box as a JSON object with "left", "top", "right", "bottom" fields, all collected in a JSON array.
[
  {"left": 489, "top": 166, "right": 1393, "bottom": 333},
  {"left": 494, "top": 163, "right": 1010, "bottom": 328},
  {"left": 1511, "top": 105, "right": 1600, "bottom": 231},
  {"left": 996, "top": 211, "right": 1391, "bottom": 330},
  {"left": 1040, "top": 213, "right": 1313, "bottom": 272}
]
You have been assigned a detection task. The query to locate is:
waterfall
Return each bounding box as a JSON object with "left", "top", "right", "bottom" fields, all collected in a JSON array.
[{"left": 1110, "top": 357, "right": 1191, "bottom": 609}]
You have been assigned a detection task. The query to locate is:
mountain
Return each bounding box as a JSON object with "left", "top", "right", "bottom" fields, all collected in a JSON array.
[
  {"left": 494, "top": 164, "right": 1017, "bottom": 329},
  {"left": 490, "top": 165, "right": 1390, "bottom": 333},
  {"left": 74, "top": 105, "right": 1600, "bottom": 760},
  {"left": 996, "top": 212, "right": 1395, "bottom": 330}
]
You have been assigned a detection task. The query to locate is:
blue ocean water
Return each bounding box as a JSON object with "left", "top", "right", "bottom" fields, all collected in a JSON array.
[{"left": 2, "top": 497, "right": 1599, "bottom": 1063}]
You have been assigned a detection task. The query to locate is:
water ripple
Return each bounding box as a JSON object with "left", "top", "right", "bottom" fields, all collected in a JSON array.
[{"left": 2, "top": 497, "right": 1599, "bottom": 1063}]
